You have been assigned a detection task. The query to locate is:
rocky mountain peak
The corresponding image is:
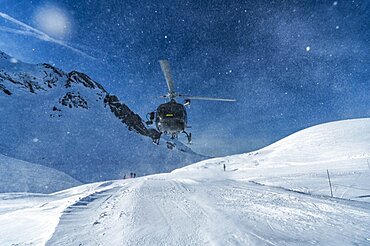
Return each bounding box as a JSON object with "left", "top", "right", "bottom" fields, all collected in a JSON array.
[
  {"left": 0, "top": 52, "right": 160, "bottom": 142},
  {"left": 0, "top": 50, "right": 205, "bottom": 182}
]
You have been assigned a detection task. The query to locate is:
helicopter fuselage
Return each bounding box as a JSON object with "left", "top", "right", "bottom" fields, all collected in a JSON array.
[{"left": 155, "top": 100, "right": 187, "bottom": 135}]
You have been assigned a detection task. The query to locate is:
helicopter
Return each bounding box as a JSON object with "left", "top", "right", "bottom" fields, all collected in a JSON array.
[{"left": 146, "top": 60, "right": 236, "bottom": 144}]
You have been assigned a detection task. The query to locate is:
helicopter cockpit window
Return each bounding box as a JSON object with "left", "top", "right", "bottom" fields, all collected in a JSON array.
[{"left": 158, "top": 104, "right": 185, "bottom": 119}]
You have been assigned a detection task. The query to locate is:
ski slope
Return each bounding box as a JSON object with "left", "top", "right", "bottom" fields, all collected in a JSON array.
[{"left": 0, "top": 118, "right": 370, "bottom": 245}]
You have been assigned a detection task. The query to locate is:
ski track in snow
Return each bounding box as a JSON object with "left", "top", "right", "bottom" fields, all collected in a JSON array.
[{"left": 39, "top": 176, "right": 370, "bottom": 245}]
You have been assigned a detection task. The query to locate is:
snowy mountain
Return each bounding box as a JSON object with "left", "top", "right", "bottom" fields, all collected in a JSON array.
[
  {"left": 0, "top": 50, "right": 206, "bottom": 184},
  {"left": 0, "top": 153, "right": 80, "bottom": 193},
  {"left": 1, "top": 118, "right": 369, "bottom": 245}
]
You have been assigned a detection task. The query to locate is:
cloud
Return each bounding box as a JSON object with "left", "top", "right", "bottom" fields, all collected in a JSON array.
[{"left": 0, "top": 12, "right": 96, "bottom": 60}]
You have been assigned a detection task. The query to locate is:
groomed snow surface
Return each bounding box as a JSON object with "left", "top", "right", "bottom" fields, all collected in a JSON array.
[{"left": 1, "top": 118, "right": 370, "bottom": 245}]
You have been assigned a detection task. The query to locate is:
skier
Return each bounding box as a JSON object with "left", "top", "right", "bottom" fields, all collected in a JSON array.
[
  {"left": 134, "top": 173, "right": 136, "bottom": 178},
  {"left": 130, "top": 172, "right": 133, "bottom": 178},
  {"left": 223, "top": 163, "right": 226, "bottom": 171}
]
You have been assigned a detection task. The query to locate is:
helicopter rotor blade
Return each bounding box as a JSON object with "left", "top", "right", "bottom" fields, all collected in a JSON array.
[
  {"left": 159, "top": 60, "right": 175, "bottom": 95},
  {"left": 179, "top": 95, "right": 236, "bottom": 102}
]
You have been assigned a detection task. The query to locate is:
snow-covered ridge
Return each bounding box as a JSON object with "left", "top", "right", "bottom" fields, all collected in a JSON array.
[
  {"left": 260, "top": 118, "right": 370, "bottom": 164},
  {"left": 177, "top": 118, "right": 370, "bottom": 173}
]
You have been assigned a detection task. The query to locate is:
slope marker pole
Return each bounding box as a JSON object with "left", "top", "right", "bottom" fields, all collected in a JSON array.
[{"left": 326, "top": 169, "right": 333, "bottom": 197}]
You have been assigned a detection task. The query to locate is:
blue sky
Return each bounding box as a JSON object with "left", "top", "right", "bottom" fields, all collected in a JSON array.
[{"left": 1, "top": 0, "right": 369, "bottom": 156}]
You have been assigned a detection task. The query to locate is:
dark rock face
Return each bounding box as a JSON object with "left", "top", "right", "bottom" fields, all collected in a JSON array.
[
  {"left": 52, "top": 106, "right": 61, "bottom": 111},
  {"left": 42, "top": 63, "right": 64, "bottom": 77},
  {"left": 0, "top": 71, "right": 22, "bottom": 95},
  {"left": 0, "top": 70, "right": 44, "bottom": 94},
  {"left": 0, "top": 83, "right": 12, "bottom": 95},
  {"left": 104, "top": 94, "right": 156, "bottom": 138},
  {"left": 42, "top": 64, "right": 64, "bottom": 88},
  {"left": 60, "top": 92, "right": 88, "bottom": 109},
  {"left": 66, "top": 71, "right": 107, "bottom": 92}
]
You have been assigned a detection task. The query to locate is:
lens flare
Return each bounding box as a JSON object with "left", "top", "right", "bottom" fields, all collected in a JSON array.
[{"left": 34, "top": 5, "right": 72, "bottom": 39}]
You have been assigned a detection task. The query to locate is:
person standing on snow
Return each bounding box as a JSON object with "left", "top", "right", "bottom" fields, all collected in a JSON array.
[{"left": 223, "top": 163, "right": 226, "bottom": 171}]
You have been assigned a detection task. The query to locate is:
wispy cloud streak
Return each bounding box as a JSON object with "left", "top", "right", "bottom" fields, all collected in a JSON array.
[{"left": 0, "top": 12, "right": 96, "bottom": 60}]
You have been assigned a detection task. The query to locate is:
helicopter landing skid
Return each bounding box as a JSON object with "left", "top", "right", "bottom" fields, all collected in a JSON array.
[{"left": 183, "top": 131, "right": 192, "bottom": 143}]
